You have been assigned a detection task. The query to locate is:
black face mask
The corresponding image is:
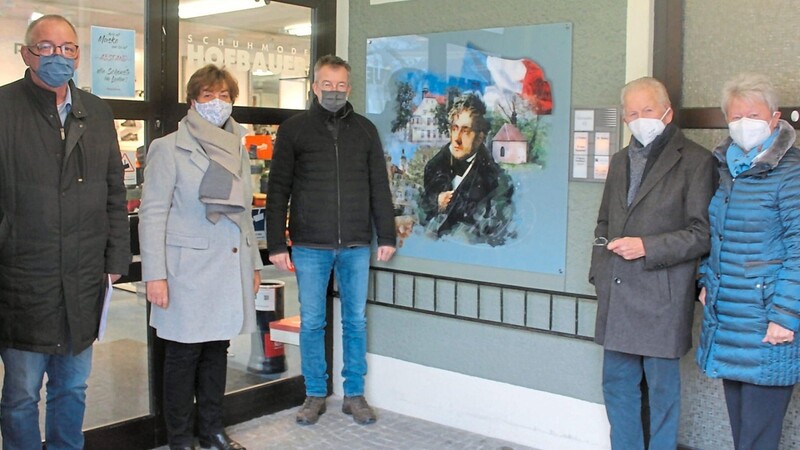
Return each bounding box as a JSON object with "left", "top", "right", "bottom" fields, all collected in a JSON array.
[{"left": 320, "top": 90, "right": 347, "bottom": 112}]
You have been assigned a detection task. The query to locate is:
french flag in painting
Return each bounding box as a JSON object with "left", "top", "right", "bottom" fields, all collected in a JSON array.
[{"left": 461, "top": 45, "right": 553, "bottom": 115}]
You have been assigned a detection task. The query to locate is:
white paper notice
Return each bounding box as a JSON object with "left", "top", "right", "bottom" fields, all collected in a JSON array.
[
  {"left": 573, "top": 155, "right": 588, "bottom": 178},
  {"left": 595, "top": 132, "right": 611, "bottom": 155},
  {"left": 574, "top": 110, "right": 595, "bottom": 131},
  {"left": 594, "top": 156, "right": 610, "bottom": 180},
  {"left": 574, "top": 132, "right": 589, "bottom": 153},
  {"left": 98, "top": 275, "right": 112, "bottom": 341}
]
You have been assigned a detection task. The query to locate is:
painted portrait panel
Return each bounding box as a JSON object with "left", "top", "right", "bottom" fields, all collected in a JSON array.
[{"left": 366, "top": 23, "right": 572, "bottom": 274}]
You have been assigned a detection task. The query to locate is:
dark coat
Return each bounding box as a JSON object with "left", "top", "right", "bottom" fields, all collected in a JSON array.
[
  {"left": 421, "top": 143, "right": 514, "bottom": 243},
  {"left": 589, "top": 126, "right": 715, "bottom": 358},
  {"left": 0, "top": 71, "right": 131, "bottom": 355},
  {"left": 266, "top": 99, "right": 396, "bottom": 253},
  {"left": 696, "top": 120, "right": 800, "bottom": 386}
]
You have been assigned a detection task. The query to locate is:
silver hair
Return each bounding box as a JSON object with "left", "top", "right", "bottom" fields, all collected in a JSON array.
[
  {"left": 25, "top": 15, "right": 77, "bottom": 46},
  {"left": 620, "top": 77, "right": 671, "bottom": 109},
  {"left": 721, "top": 73, "right": 779, "bottom": 116}
]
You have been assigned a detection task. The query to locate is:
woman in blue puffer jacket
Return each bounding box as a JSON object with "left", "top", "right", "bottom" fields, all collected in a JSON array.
[{"left": 696, "top": 73, "right": 800, "bottom": 450}]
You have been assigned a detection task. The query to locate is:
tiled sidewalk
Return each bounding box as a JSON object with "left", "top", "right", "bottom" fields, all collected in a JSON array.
[{"left": 153, "top": 396, "right": 536, "bottom": 450}]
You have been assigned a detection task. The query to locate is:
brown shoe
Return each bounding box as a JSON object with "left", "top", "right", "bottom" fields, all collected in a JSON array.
[
  {"left": 296, "top": 396, "right": 327, "bottom": 425},
  {"left": 342, "top": 395, "right": 377, "bottom": 425}
]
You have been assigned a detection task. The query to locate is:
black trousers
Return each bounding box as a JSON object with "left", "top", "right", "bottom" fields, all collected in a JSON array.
[
  {"left": 722, "top": 379, "right": 795, "bottom": 450},
  {"left": 163, "top": 339, "right": 230, "bottom": 447}
]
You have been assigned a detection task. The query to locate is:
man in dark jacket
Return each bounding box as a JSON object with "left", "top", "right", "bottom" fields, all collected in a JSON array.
[
  {"left": 588, "top": 77, "right": 715, "bottom": 450},
  {"left": 0, "top": 15, "right": 130, "bottom": 449},
  {"left": 420, "top": 94, "right": 514, "bottom": 245},
  {"left": 266, "top": 55, "right": 396, "bottom": 426}
]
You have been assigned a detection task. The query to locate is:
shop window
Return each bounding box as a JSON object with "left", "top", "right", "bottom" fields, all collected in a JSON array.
[
  {"left": 0, "top": 1, "right": 145, "bottom": 100},
  {"left": 178, "top": 1, "right": 312, "bottom": 109}
]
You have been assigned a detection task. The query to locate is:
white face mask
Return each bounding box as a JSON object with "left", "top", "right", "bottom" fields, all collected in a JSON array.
[
  {"left": 728, "top": 116, "right": 774, "bottom": 151},
  {"left": 194, "top": 98, "right": 233, "bottom": 127},
  {"left": 627, "top": 107, "right": 670, "bottom": 147}
]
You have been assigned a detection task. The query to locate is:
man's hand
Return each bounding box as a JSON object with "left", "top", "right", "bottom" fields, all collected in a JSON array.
[
  {"left": 377, "top": 245, "right": 396, "bottom": 262},
  {"left": 607, "top": 237, "right": 645, "bottom": 260},
  {"left": 254, "top": 270, "right": 262, "bottom": 295},
  {"left": 698, "top": 286, "right": 706, "bottom": 306},
  {"left": 146, "top": 279, "right": 169, "bottom": 309},
  {"left": 269, "top": 253, "right": 294, "bottom": 272},
  {"left": 763, "top": 322, "right": 795, "bottom": 345},
  {"left": 109, "top": 273, "right": 122, "bottom": 283},
  {"left": 437, "top": 191, "right": 454, "bottom": 211}
]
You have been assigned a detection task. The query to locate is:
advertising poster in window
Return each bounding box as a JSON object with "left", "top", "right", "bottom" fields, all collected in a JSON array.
[
  {"left": 91, "top": 26, "right": 136, "bottom": 98},
  {"left": 366, "top": 23, "right": 572, "bottom": 275}
]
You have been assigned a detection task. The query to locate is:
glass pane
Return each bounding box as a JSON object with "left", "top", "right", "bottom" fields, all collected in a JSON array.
[
  {"left": 90, "top": 118, "right": 152, "bottom": 427},
  {"left": 227, "top": 266, "right": 302, "bottom": 392},
  {"left": 0, "top": 1, "right": 146, "bottom": 100},
  {"left": 88, "top": 282, "right": 150, "bottom": 427},
  {"left": 116, "top": 119, "right": 145, "bottom": 212},
  {"left": 229, "top": 122, "right": 301, "bottom": 390},
  {"left": 178, "top": 1, "right": 311, "bottom": 108}
]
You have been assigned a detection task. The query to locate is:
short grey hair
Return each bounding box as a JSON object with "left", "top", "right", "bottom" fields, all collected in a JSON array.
[
  {"left": 620, "top": 77, "right": 671, "bottom": 109},
  {"left": 313, "top": 54, "right": 351, "bottom": 78},
  {"left": 721, "top": 72, "right": 779, "bottom": 116},
  {"left": 25, "top": 15, "right": 77, "bottom": 46}
]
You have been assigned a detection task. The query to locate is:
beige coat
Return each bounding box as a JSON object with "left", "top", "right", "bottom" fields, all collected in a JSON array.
[{"left": 139, "top": 116, "right": 263, "bottom": 343}]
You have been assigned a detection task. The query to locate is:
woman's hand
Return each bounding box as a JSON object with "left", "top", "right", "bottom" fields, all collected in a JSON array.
[
  {"left": 254, "top": 270, "right": 262, "bottom": 296},
  {"left": 146, "top": 279, "right": 169, "bottom": 309},
  {"left": 698, "top": 286, "right": 706, "bottom": 306},
  {"left": 763, "top": 322, "right": 795, "bottom": 345}
]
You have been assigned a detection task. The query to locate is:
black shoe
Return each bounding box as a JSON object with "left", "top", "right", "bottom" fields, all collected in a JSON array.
[
  {"left": 199, "top": 431, "right": 245, "bottom": 450},
  {"left": 169, "top": 446, "right": 195, "bottom": 450}
]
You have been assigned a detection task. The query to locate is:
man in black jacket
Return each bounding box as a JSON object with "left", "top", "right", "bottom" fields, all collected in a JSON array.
[
  {"left": 420, "top": 94, "right": 514, "bottom": 245},
  {"left": 266, "top": 55, "right": 396, "bottom": 426},
  {"left": 0, "top": 15, "right": 130, "bottom": 449}
]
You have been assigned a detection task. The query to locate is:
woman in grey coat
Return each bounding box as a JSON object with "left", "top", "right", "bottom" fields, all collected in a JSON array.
[{"left": 139, "top": 65, "right": 263, "bottom": 450}]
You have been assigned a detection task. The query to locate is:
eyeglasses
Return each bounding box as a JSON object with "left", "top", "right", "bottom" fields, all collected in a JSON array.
[
  {"left": 318, "top": 81, "right": 349, "bottom": 91},
  {"left": 27, "top": 41, "right": 79, "bottom": 59}
]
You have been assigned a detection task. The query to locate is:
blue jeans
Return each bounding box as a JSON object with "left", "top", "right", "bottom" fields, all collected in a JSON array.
[
  {"left": 602, "top": 349, "right": 680, "bottom": 450},
  {"left": 0, "top": 345, "right": 93, "bottom": 450},
  {"left": 293, "top": 246, "right": 370, "bottom": 397}
]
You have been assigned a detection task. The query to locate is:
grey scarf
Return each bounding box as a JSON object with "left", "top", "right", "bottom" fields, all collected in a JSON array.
[
  {"left": 627, "top": 139, "right": 653, "bottom": 206},
  {"left": 185, "top": 109, "right": 246, "bottom": 227}
]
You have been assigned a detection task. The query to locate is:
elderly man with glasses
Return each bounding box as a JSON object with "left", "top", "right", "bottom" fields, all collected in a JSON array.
[{"left": 0, "top": 14, "right": 130, "bottom": 450}]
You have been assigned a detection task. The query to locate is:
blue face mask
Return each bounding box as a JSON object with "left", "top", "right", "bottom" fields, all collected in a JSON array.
[{"left": 35, "top": 54, "right": 75, "bottom": 88}]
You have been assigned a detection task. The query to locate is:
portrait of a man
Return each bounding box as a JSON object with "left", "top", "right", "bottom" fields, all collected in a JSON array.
[
  {"left": 420, "top": 94, "right": 514, "bottom": 244},
  {"left": 366, "top": 23, "right": 572, "bottom": 274}
]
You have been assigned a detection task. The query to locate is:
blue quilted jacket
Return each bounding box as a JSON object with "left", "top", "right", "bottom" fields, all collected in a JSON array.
[{"left": 696, "top": 120, "right": 800, "bottom": 386}]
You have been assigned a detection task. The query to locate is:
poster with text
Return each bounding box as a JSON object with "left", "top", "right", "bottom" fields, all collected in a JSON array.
[
  {"left": 91, "top": 26, "right": 135, "bottom": 98},
  {"left": 366, "top": 23, "right": 572, "bottom": 275}
]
